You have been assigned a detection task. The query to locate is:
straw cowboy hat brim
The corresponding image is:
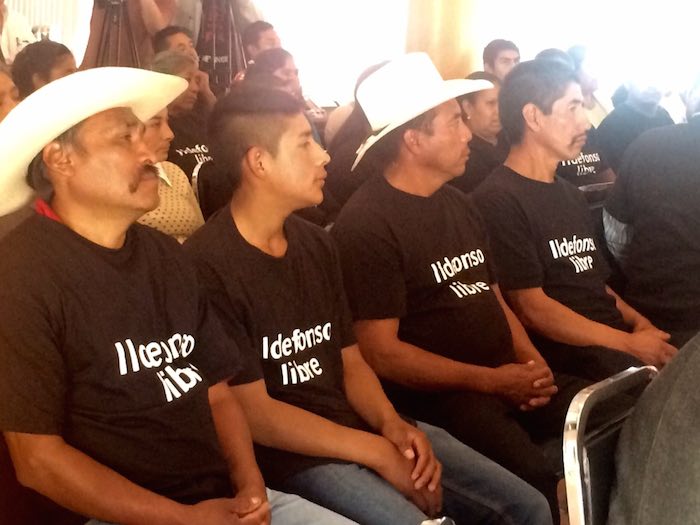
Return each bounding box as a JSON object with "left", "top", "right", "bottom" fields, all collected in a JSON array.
[
  {"left": 0, "top": 67, "right": 187, "bottom": 216},
  {"left": 352, "top": 53, "right": 494, "bottom": 171}
]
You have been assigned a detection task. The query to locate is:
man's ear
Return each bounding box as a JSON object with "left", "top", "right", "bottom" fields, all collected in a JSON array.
[
  {"left": 402, "top": 128, "right": 422, "bottom": 156},
  {"left": 521, "top": 102, "right": 541, "bottom": 133},
  {"left": 41, "top": 141, "right": 72, "bottom": 182},
  {"left": 242, "top": 145, "right": 270, "bottom": 181}
]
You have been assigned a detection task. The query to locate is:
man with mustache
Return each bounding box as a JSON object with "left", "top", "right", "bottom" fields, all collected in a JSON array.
[
  {"left": 0, "top": 68, "right": 354, "bottom": 525},
  {"left": 473, "top": 60, "right": 676, "bottom": 380}
]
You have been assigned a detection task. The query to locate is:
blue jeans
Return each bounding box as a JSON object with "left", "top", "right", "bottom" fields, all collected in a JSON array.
[
  {"left": 84, "top": 488, "right": 357, "bottom": 525},
  {"left": 279, "top": 421, "right": 552, "bottom": 525}
]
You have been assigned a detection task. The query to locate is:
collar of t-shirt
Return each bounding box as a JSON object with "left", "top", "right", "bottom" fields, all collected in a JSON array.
[{"left": 34, "top": 198, "right": 61, "bottom": 223}]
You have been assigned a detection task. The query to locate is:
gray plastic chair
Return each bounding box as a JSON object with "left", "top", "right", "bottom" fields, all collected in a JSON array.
[{"left": 563, "top": 365, "right": 658, "bottom": 525}]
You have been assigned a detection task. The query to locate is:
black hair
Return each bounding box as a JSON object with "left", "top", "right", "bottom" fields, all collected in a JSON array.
[
  {"left": 499, "top": 59, "right": 578, "bottom": 145},
  {"left": 361, "top": 108, "right": 437, "bottom": 174},
  {"left": 12, "top": 40, "right": 73, "bottom": 100},
  {"left": 458, "top": 71, "right": 501, "bottom": 105},
  {"left": 483, "top": 39, "right": 519, "bottom": 68},
  {"left": 208, "top": 87, "right": 304, "bottom": 191},
  {"left": 250, "top": 47, "right": 293, "bottom": 74},
  {"left": 242, "top": 21, "right": 274, "bottom": 50},
  {"left": 535, "top": 48, "right": 575, "bottom": 70},
  {"left": 152, "top": 26, "right": 193, "bottom": 54}
]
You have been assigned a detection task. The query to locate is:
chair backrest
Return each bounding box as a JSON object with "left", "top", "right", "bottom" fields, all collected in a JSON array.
[{"left": 563, "top": 365, "right": 658, "bottom": 525}]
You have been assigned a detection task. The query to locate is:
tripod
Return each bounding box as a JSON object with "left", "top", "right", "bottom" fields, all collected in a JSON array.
[{"left": 95, "top": 0, "right": 140, "bottom": 67}]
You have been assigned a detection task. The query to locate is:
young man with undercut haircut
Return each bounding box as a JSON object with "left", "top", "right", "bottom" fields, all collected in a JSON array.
[
  {"left": 331, "top": 53, "right": 594, "bottom": 525},
  {"left": 472, "top": 60, "right": 677, "bottom": 379},
  {"left": 184, "top": 85, "right": 551, "bottom": 525}
]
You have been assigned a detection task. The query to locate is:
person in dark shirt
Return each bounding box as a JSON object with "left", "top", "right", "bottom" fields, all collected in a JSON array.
[
  {"left": 332, "top": 52, "right": 595, "bottom": 525},
  {"left": 604, "top": 80, "right": 700, "bottom": 347},
  {"left": 0, "top": 67, "right": 353, "bottom": 525},
  {"left": 451, "top": 71, "right": 507, "bottom": 193},
  {"left": 185, "top": 83, "right": 551, "bottom": 525},
  {"left": 608, "top": 333, "right": 700, "bottom": 525},
  {"left": 473, "top": 60, "right": 676, "bottom": 380},
  {"left": 596, "top": 80, "right": 674, "bottom": 172},
  {"left": 152, "top": 49, "right": 234, "bottom": 220}
]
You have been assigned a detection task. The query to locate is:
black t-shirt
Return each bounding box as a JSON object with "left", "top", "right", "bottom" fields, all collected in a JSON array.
[
  {"left": 0, "top": 217, "right": 245, "bottom": 504},
  {"left": 596, "top": 103, "right": 674, "bottom": 172},
  {"left": 450, "top": 135, "right": 508, "bottom": 194},
  {"left": 168, "top": 112, "right": 234, "bottom": 220},
  {"left": 606, "top": 117, "right": 700, "bottom": 332},
  {"left": 332, "top": 174, "right": 515, "bottom": 371},
  {"left": 556, "top": 127, "right": 615, "bottom": 207},
  {"left": 184, "top": 210, "right": 368, "bottom": 485},
  {"left": 473, "top": 166, "right": 625, "bottom": 329}
]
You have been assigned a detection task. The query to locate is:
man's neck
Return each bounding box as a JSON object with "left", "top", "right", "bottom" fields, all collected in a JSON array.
[
  {"left": 383, "top": 159, "right": 449, "bottom": 198},
  {"left": 229, "top": 186, "right": 289, "bottom": 258},
  {"left": 51, "top": 198, "right": 134, "bottom": 249},
  {"left": 504, "top": 139, "right": 560, "bottom": 183}
]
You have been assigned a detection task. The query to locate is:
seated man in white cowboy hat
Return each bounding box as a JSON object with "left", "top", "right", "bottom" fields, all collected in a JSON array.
[
  {"left": 183, "top": 84, "right": 552, "bottom": 525},
  {"left": 0, "top": 67, "right": 355, "bottom": 525},
  {"left": 331, "top": 52, "right": 593, "bottom": 525}
]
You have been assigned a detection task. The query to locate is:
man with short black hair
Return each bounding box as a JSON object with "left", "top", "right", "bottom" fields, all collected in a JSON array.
[
  {"left": 185, "top": 83, "right": 552, "bottom": 525},
  {"left": 0, "top": 67, "right": 353, "bottom": 525},
  {"left": 242, "top": 21, "right": 281, "bottom": 62},
  {"left": 473, "top": 60, "right": 676, "bottom": 380},
  {"left": 483, "top": 39, "right": 520, "bottom": 81},
  {"left": 603, "top": 78, "right": 700, "bottom": 348}
]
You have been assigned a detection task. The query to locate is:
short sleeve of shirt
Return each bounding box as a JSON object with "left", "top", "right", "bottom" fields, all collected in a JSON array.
[
  {"left": 605, "top": 143, "right": 640, "bottom": 224},
  {"left": 332, "top": 219, "right": 407, "bottom": 321},
  {"left": 474, "top": 190, "right": 544, "bottom": 291},
  {"left": 192, "top": 291, "right": 251, "bottom": 386},
  {"left": 466, "top": 199, "right": 500, "bottom": 285},
  {"left": 193, "top": 260, "right": 263, "bottom": 386},
  {"left": 328, "top": 239, "right": 357, "bottom": 349},
  {"left": 0, "top": 284, "right": 66, "bottom": 434}
]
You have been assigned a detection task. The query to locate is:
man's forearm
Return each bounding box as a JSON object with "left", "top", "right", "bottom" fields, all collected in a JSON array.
[
  {"left": 208, "top": 382, "right": 265, "bottom": 493},
  {"left": 508, "top": 289, "right": 631, "bottom": 352},
  {"left": 342, "top": 345, "right": 399, "bottom": 431},
  {"left": 493, "top": 284, "right": 546, "bottom": 364},
  {"left": 4, "top": 432, "right": 189, "bottom": 525},
  {"left": 231, "top": 381, "right": 391, "bottom": 470},
  {"left": 139, "top": 0, "right": 175, "bottom": 35},
  {"left": 354, "top": 320, "right": 498, "bottom": 393},
  {"left": 606, "top": 286, "right": 651, "bottom": 330}
]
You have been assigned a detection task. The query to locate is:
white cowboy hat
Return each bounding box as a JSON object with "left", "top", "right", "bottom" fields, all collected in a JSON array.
[
  {"left": 352, "top": 52, "right": 493, "bottom": 170},
  {"left": 0, "top": 67, "right": 188, "bottom": 216}
]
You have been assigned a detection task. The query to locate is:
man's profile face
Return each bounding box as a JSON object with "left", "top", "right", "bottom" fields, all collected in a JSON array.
[
  {"left": 165, "top": 32, "right": 198, "bottom": 61},
  {"left": 488, "top": 50, "right": 520, "bottom": 81},
  {"left": 534, "top": 82, "right": 590, "bottom": 161},
  {"left": 63, "top": 107, "right": 159, "bottom": 214},
  {"left": 462, "top": 86, "right": 501, "bottom": 142},
  {"left": 417, "top": 99, "right": 472, "bottom": 178},
  {"left": 265, "top": 112, "right": 329, "bottom": 208},
  {"left": 248, "top": 29, "right": 281, "bottom": 60}
]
